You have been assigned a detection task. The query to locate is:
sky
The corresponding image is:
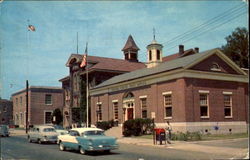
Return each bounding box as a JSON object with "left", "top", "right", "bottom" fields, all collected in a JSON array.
[{"left": 0, "top": 0, "right": 248, "bottom": 100}]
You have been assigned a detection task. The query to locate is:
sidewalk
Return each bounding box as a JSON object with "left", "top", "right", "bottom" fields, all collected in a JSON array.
[
  {"left": 9, "top": 128, "right": 27, "bottom": 136},
  {"left": 118, "top": 137, "right": 249, "bottom": 159}
]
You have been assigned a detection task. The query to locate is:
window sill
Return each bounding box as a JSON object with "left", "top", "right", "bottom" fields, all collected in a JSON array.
[
  {"left": 164, "top": 117, "right": 172, "bottom": 120},
  {"left": 200, "top": 116, "right": 209, "bottom": 119},
  {"left": 45, "top": 104, "right": 53, "bottom": 106},
  {"left": 225, "top": 116, "right": 233, "bottom": 119}
]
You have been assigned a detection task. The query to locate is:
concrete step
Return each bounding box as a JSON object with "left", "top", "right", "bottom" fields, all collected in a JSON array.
[{"left": 105, "top": 126, "right": 123, "bottom": 139}]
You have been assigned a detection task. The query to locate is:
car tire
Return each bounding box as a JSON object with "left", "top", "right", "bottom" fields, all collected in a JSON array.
[
  {"left": 28, "top": 136, "right": 32, "bottom": 143},
  {"left": 59, "top": 142, "right": 65, "bottom": 151},
  {"left": 79, "top": 147, "right": 86, "bottom": 155},
  {"left": 38, "top": 139, "right": 42, "bottom": 144},
  {"left": 104, "top": 150, "right": 110, "bottom": 154}
]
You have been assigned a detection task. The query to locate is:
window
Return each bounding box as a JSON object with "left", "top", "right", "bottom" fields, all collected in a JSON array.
[
  {"left": 20, "top": 96, "right": 22, "bottom": 106},
  {"left": 149, "top": 50, "right": 152, "bottom": 61},
  {"left": 200, "top": 94, "right": 209, "bottom": 118},
  {"left": 164, "top": 94, "right": 172, "bottom": 118},
  {"left": 224, "top": 95, "right": 232, "bottom": 118},
  {"left": 3, "top": 106, "right": 7, "bottom": 112},
  {"left": 16, "top": 98, "right": 18, "bottom": 107},
  {"left": 20, "top": 113, "right": 23, "bottom": 125},
  {"left": 211, "top": 62, "right": 221, "bottom": 71},
  {"left": 97, "top": 104, "right": 102, "bottom": 121},
  {"left": 157, "top": 50, "right": 160, "bottom": 60},
  {"left": 45, "top": 111, "right": 52, "bottom": 124},
  {"left": 45, "top": 94, "right": 52, "bottom": 105},
  {"left": 113, "top": 102, "right": 119, "bottom": 120},
  {"left": 141, "top": 98, "right": 147, "bottom": 118}
]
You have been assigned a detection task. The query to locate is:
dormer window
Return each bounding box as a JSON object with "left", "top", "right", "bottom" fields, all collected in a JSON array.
[{"left": 211, "top": 63, "right": 221, "bottom": 71}]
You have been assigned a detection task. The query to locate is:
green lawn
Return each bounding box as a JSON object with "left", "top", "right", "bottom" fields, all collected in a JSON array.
[{"left": 131, "top": 132, "right": 248, "bottom": 141}]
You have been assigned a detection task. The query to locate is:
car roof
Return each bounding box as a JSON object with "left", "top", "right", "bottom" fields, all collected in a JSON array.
[
  {"left": 71, "top": 128, "right": 103, "bottom": 133},
  {"left": 34, "top": 125, "right": 55, "bottom": 129}
]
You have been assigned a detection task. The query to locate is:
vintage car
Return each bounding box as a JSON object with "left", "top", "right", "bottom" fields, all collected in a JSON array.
[
  {"left": 58, "top": 128, "right": 118, "bottom": 154},
  {"left": 27, "top": 125, "right": 58, "bottom": 144},
  {"left": 0, "top": 125, "right": 10, "bottom": 137},
  {"left": 52, "top": 125, "right": 68, "bottom": 136}
]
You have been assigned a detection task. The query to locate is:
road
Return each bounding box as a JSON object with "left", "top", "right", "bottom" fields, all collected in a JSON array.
[{"left": 0, "top": 135, "right": 248, "bottom": 160}]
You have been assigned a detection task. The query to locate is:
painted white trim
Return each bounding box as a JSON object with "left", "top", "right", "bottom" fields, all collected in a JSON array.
[
  {"left": 162, "top": 91, "right": 172, "bottom": 95},
  {"left": 199, "top": 90, "right": 210, "bottom": 93},
  {"left": 223, "top": 91, "right": 233, "bottom": 95},
  {"left": 139, "top": 95, "right": 147, "bottom": 99},
  {"left": 112, "top": 99, "right": 118, "bottom": 103},
  {"left": 96, "top": 102, "right": 102, "bottom": 105}
]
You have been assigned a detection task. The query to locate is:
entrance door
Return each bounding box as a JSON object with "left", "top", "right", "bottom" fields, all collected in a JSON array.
[{"left": 127, "top": 108, "right": 134, "bottom": 120}]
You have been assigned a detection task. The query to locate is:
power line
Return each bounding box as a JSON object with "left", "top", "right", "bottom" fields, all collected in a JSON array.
[
  {"left": 163, "top": 4, "right": 246, "bottom": 46},
  {"left": 165, "top": 10, "right": 247, "bottom": 52}
]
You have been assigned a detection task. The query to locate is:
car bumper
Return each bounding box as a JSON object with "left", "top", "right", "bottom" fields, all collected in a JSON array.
[
  {"left": 85, "top": 144, "right": 119, "bottom": 151},
  {"left": 41, "top": 138, "right": 58, "bottom": 143}
]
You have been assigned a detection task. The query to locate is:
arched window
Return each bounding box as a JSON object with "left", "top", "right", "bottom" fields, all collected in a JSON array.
[
  {"left": 157, "top": 50, "right": 160, "bottom": 60},
  {"left": 149, "top": 50, "right": 152, "bottom": 61},
  {"left": 211, "top": 62, "right": 221, "bottom": 71},
  {"left": 123, "top": 92, "right": 134, "bottom": 99}
]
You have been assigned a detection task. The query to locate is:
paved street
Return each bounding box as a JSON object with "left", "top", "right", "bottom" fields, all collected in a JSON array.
[{"left": 0, "top": 134, "right": 248, "bottom": 160}]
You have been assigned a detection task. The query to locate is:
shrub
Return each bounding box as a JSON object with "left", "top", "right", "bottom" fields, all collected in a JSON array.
[
  {"left": 171, "top": 131, "right": 202, "bottom": 141},
  {"left": 96, "top": 119, "right": 117, "bottom": 131},
  {"left": 123, "top": 118, "right": 154, "bottom": 137}
]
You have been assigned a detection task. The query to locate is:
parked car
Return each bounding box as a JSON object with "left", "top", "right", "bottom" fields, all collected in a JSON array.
[
  {"left": 0, "top": 125, "right": 10, "bottom": 137},
  {"left": 52, "top": 125, "right": 68, "bottom": 136},
  {"left": 27, "top": 125, "right": 58, "bottom": 144},
  {"left": 58, "top": 128, "right": 118, "bottom": 155}
]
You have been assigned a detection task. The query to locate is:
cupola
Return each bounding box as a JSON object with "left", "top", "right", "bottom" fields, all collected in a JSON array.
[
  {"left": 146, "top": 35, "right": 163, "bottom": 68},
  {"left": 122, "top": 35, "right": 140, "bottom": 62}
]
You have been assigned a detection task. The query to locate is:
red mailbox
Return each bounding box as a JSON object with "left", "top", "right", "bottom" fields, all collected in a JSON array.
[{"left": 153, "top": 128, "right": 166, "bottom": 145}]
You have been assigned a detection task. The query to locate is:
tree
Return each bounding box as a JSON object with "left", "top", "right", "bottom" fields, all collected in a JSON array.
[
  {"left": 51, "top": 108, "right": 63, "bottom": 125},
  {"left": 221, "top": 27, "right": 249, "bottom": 68}
]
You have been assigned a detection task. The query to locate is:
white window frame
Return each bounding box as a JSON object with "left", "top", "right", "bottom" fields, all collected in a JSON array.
[
  {"left": 199, "top": 93, "right": 209, "bottom": 118},
  {"left": 44, "top": 110, "right": 53, "bottom": 124},
  {"left": 97, "top": 104, "right": 102, "bottom": 122},
  {"left": 163, "top": 92, "right": 172, "bottom": 119},
  {"left": 140, "top": 97, "right": 147, "bottom": 119},
  {"left": 45, "top": 94, "right": 52, "bottom": 105},
  {"left": 223, "top": 93, "right": 233, "bottom": 118},
  {"left": 113, "top": 102, "right": 119, "bottom": 121}
]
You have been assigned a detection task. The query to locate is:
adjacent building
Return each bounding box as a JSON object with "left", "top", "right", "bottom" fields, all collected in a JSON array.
[
  {"left": 12, "top": 86, "right": 63, "bottom": 127},
  {"left": 59, "top": 35, "right": 145, "bottom": 127},
  {"left": 90, "top": 38, "right": 248, "bottom": 134},
  {"left": 0, "top": 99, "right": 13, "bottom": 125}
]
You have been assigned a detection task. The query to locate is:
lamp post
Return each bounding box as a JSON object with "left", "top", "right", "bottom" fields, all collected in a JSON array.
[
  {"left": 122, "top": 106, "right": 126, "bottom": 132},
  {"left": 96, "top": 110, "right": 99, "bottom": 126}
]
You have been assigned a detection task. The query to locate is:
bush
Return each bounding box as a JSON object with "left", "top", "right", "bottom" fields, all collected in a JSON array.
[
  {"left": 96, "top": 119, "right": 117, "bottom": 131},
  {"left": 171, "top": 131, "right": 202, "bottom": 141},
  {"left": 123, "top": 118, "right": 154, "bottom": 137}
]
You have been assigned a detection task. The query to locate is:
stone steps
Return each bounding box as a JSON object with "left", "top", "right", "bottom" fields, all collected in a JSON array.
[{"left": 105, "top": 126, "right": 123, "bottom": 139}]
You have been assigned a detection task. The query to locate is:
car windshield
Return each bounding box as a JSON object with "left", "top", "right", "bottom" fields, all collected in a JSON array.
[
  {"left": 53, "top": 125, "right": 64, "bottom": 130},
  {"left": 84, "top": 130, "right": 104, "bottom": 136},
  {"left": 43, "top": 128, "right": 56, "bottom": 132}
]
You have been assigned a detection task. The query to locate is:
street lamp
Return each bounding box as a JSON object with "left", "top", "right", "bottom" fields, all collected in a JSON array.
[{"left": 96, "top": 110, "right": 100, "bottom": 125}]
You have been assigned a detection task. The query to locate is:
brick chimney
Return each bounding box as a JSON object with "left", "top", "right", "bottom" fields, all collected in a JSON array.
[
  {"left": 179, "top": 45, "right": 184, "bottom": 55},
  {"left": 194, "top": 47, "right": 199, "bottom": 53}
]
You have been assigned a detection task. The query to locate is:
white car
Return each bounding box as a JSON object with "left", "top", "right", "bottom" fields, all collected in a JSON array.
[
  {"left": 52, "top": 125, "right": 68, "bottom": 135},
  {"left": 27, "top": 125, "right": 58, "bottom": 144}
]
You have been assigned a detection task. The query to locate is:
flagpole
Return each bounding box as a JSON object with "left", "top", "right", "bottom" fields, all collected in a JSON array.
[{"left": 86, "top": 42, "right": 89, "bottom": 127}]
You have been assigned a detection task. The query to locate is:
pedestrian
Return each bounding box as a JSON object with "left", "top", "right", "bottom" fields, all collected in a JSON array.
[{"left": 165, "top": 121, "right": 172, "bottom": 144}]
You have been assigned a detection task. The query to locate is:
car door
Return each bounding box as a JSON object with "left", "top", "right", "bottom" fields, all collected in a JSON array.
[{"left": 63, "top": 131, "right": 79, "bottom": 150}]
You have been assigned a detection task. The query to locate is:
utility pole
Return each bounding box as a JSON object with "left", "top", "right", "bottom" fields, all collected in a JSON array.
[{"left": 26, "top": 80, "right": 29, "bottom": 133}]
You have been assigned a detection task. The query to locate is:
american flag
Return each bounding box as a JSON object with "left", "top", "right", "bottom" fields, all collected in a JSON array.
[
  {"left": 28, "top": 25, "right": 35, "bottom": 31},
  {"left": 80, "top": 54, "right": 87, "bottom": 68}
]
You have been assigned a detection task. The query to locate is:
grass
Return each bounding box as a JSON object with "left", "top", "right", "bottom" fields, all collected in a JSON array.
[{"left": 131, "top": 132, "right": 248, "bottom": 141}]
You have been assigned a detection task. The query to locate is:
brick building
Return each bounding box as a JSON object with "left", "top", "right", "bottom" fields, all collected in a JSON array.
[
  {"left": 0, "top": 99, "right": 13, "bottom": 125},
  {"left": 59, "top": 35, "right": 145, "bottom": 127},
  {"left": 90, "top": 38, "right": 248, "bottom": 134},
  {"left": 12, "top": 86, "right": 63, "bottom": 127}
]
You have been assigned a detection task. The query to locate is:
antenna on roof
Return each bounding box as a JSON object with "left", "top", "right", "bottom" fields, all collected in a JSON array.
[
  {"left": 153, "top": 28, "right": 156, "bottom": 40},
  {"left": 76, "top": 32, "right": 79, "bottom": 54}
]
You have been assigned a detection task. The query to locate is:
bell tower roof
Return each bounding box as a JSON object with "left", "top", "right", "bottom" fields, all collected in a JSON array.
[{"left": 122, "top": 35, "right": 140, "bottom": 51}]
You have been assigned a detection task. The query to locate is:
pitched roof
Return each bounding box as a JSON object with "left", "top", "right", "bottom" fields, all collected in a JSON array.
[
  {"left": 93, "top": 49, "right": 216, "bottom": 89},
  {"left": 67, "top": 54, "right": 146, "bottom": 73},
  {"left": 162, "top": 49, "right": 195, "bottom": 62},
  {"left": 122, "top": 35, "right": 140, "bottom": 51}
]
